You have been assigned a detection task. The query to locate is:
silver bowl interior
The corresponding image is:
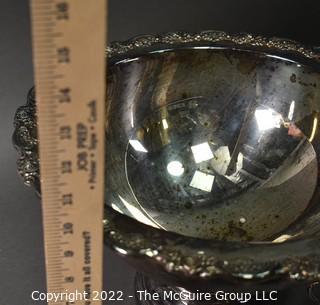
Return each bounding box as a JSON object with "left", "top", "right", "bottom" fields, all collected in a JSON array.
[{"left": 106, "top": 46, "right": 320, "bottom": 242}]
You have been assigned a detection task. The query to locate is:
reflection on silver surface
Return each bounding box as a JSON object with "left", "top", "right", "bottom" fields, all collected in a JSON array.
[
  {"left": 288, "top": 100, "right": 295, "bottom": 121},
  {"left": 129, "top": 139, "right": 148, "bottom": 153},
  {"left": 190, "top": 170, "right": 215, "bottom": 192},
  {"left": 162, "top": 119, "right": 169, "bottom": 130},
  {"left": 254, "top": 108, "right": 282, "bottom": 130},
  {"left": 191, "top": 142, "right": 214, "bottom": 163},
  {"left": 167, "top": 160, "right": 184, "bottom": 177},
  {"left": 118, "top": 195, "right": 158, "bottom": 228},
  {"left": 105, "top": 48, "right": 320, "bottom": 241},
  {"left": 310, "top": 117, "right": 318, "bottom": 142}
]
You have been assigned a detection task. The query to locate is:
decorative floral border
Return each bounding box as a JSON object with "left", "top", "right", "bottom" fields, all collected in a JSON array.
[{"left": 106, "top": 31, "right": 320, "bottom": 62}]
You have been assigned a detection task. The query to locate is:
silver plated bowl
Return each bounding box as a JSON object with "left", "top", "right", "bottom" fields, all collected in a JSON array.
[{"left": 13, "top": 31, "right": 320, "bottom": 292}]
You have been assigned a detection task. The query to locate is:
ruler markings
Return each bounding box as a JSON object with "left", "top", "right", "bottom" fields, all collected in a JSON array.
[
  {"left": 47, "top": 261, "right": 64, "bottom": 265},
  {"left": 30, "top": 1, "right": 106, "bottom": 304}
]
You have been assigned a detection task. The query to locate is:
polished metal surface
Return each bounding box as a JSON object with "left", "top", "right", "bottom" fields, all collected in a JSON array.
[
  {"left": 13, "top": 31, "right": 320, "bottom": 286},
  {"left": 106, "top": 47, "right": 320, "bottom": 241}
]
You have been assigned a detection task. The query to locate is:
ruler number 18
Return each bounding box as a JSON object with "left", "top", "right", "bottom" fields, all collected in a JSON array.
[{"left": 56, "top": 2, "right": 69, "bottom": 20}]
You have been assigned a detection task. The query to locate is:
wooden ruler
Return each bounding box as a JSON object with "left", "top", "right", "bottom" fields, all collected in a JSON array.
[{"left": 30, "top": 1, "right": 106, "bottom": 304}]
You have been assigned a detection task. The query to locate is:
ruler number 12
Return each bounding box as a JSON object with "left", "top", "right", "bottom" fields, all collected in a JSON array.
[{"left": 63, "top": 222, "right": 73, "bottom": 234}]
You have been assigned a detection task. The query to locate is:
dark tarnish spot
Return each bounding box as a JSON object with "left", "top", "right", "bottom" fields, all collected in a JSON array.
[
  {"left": 226, "top": 221, "right": 251, "bottom": 241},
  {"left": 184, "top": 202, "right": 192, "bottom": 209},
  {"left": 290, "top": 73, "right": 297, "bottom": 83},
  {"left": 269, "top": 66, "right": 276, "bottom": 72}
]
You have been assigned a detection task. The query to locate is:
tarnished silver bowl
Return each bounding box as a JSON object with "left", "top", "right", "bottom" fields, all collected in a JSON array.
[{"left": 13, "top": 31, "right": 320, "bottom": 303}]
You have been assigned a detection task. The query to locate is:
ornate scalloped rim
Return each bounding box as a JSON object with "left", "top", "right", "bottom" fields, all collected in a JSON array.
[
  {"left": 104, "top": 207, "right": 320, "bottom": 283},
  {"left": 106, "top": 31, "right": 320, "bottom": 62}
]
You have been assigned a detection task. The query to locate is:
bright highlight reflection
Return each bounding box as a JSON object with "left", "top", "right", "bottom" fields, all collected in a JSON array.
[
  {"left": 111, "top": 203, "right": 124, "bottom": 214},
  {"left": 129, "top": 140, "right": 148, "bottom": 152},
  {"left": 211, "top": 146, "right": 230, "bottom": 175},
  {"left": 309, "top": 117, "right": 318, "bottom": 142},
  {"left": 288, "top": 100, "right": 295, "bottom": 121},
  {"left": 191, "top": 142, "right": 214, "bottom": 163},
  {"left": 190, "top": 170, "right": 215, "bottom": 192},
  {"left": 162, "top": 119, "right": 169, "bottom": 129},
  {"left": 118, "top": 195, "right": 158, "bottom": 228},
  {"left": 167, "top": 161, "right": 184, "bottom": 176},
  {"left": 255, "top": 109, "right": 282, "bottom": 131}
]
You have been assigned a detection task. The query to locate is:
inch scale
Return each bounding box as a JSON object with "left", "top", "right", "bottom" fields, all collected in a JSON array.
[{"left": 30, "top": 1, "right": 106, "bottom": 304}]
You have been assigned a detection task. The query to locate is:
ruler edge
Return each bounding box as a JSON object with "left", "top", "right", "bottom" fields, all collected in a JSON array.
[{"left": 29, "top": 0, "right": 107, "bottom": 302}]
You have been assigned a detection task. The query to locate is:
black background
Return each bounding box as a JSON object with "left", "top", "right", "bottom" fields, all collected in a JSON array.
[{"left": 1, "top": 0, "right": 320, "bottom": 304}]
